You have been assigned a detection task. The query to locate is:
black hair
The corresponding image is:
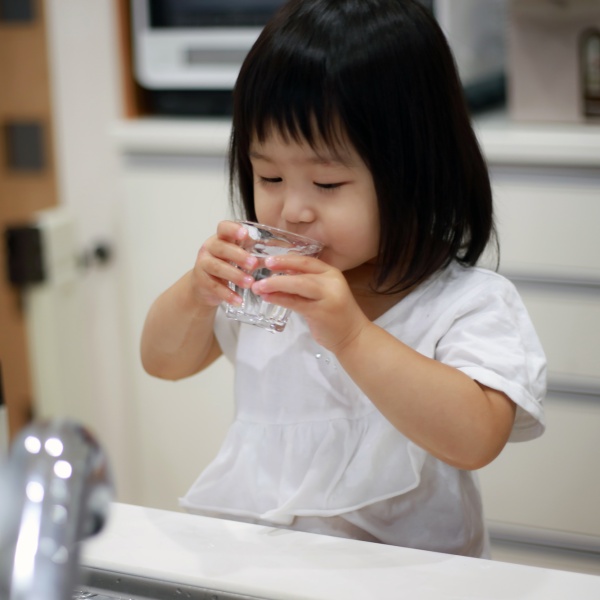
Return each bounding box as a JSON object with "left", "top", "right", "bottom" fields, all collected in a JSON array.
[{"left": 229, "top": 0, "right": 497, "bottom": 293}]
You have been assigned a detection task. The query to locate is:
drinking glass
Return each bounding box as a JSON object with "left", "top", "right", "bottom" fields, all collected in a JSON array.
[{"left": 224, "top": 221, "right": 323, "bottom": 332}]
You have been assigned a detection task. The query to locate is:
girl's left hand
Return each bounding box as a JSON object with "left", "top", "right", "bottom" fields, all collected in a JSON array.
[{"left": 251, "top": 254, "right": 370, "bottom": 353}]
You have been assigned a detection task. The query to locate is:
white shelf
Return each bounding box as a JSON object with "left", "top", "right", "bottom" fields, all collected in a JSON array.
[
  {"left": 111, "top": 117, "right": 232, "bottom": 156},
  {"left": 112, "top": 112, "right": 600, "bottom": 168},
  {"left": 474, "top": 111, "right": 600, "bottom": 168}
]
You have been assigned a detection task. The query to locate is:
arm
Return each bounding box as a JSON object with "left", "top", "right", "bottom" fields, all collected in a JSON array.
[
  {"left": 140, "top": 270, "right": 222, "bottom": 380},
  {"left": 334, "top": 322, "right": 516, "bottom": 470},
  {"left": 251, "top": 255, "right": 516, "bottom": 470},
  {"left": 140, "top": 221, "right": 258, "bottom": 381}
]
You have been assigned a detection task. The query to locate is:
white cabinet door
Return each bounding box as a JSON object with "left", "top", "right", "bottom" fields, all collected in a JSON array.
[
  {"left": 479, "top": 165, "right": 600, "bottom": 550},
  {"left": 479, "top": 391, "right": 600, "bottom": 539},
  {"left": 118, "top": 154, "right": 235, "bottom": 511},
  {"left": 490, "top": 165, "right": 600, "bottom": 281}
]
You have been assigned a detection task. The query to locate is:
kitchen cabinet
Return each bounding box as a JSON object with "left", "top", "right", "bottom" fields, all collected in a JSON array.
[
  {"left": 112, "top": 114, "right": 600, "bottom": 572},
  {"left": 473, "top": 115, "right": 600, "bottom": 565}
]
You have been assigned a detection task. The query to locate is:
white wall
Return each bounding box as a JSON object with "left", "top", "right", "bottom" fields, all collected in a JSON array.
[
  {"left": 45, "top": 0, "right": 138, "bottom": 502},
  {"left": 43, "top": 1, "right": 235, "bottom": 509},
  {"left": 117, "top": 153, "right": 234, "bottom": 510}
]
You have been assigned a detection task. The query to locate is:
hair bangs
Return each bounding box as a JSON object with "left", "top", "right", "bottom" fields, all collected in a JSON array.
[{"left": 236, "top": 15, "right": 348, "bottom": 155}]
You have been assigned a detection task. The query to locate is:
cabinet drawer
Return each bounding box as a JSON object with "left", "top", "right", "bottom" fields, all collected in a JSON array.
[
  {"left": 480, "top": 162, "right": 600, "bottom": 552},
  {"left": 490, "top": 166, "right": 600, "bottom": 281},
  {"left": 479, "top": 392, "right": 600, "bottom": 541},
  {"left": 514, "top": 280, "right": 600, "bottom": 385}
]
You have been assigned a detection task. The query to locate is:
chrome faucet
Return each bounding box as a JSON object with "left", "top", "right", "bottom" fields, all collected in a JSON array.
[{"left": 0, "top": 419, "right": 113, "bottom": 600}]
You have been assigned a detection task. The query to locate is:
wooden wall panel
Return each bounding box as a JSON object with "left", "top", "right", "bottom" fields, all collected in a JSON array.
[{"left": 0, "top": 0, "right": 58, "bottom": 440}]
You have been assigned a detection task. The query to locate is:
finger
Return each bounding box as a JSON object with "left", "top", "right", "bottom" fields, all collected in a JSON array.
[
  {"left": 252, "top": 272, "right": 324, "bottom": 301},
  {"left": 264, "top": 254, "right": 326, "bottom": 274},
  {"left": 198, "top": 248, "right": 255, "bottom": 289},
  {"left": 200, "top": 281, "right": 243, "bottom": 308},
  {"left": 213, "top": 220, "right": 258, "bottom": 270},
  {"left": 216, "top": 219, "right": 249, "bottom": 243},
  {"left": 206, "top": 274, "right": 246, "bottom": 306},
  {"left": 201, "top": 234, "right": 257, "bottom": 271},
  {"left": 192, "top": 256, "right": 251, "bottom": 306}
]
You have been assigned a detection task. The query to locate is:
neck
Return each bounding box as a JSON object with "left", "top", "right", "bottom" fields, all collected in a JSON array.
[{"left": 344, "top": 264, "right": 409, "bottom": 321}]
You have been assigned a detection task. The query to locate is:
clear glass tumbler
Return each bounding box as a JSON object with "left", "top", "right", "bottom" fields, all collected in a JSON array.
[{"left": 224, "top": 221, "right": 323, "bottom": 332}]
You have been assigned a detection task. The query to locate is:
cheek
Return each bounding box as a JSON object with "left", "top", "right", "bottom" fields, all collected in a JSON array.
[
  {"left": 352, "top": 227, "right": 380, "bottom": 260},
  {"left": 252, "top": 189, "right": 273, "bottom": 223},
  {"left": 254, "top": 205, "right": 275, "bottom": 226},
  {"left": 347, "top": 200, "right": 380, "bottom": 253},
  {"left": 329, "top": 220, "right": 380, "bottom": 267}
]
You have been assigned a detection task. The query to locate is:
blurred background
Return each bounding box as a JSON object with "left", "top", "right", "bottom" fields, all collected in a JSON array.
[{"left": 1, "top": 0, "right": 599, "bottom": 576}]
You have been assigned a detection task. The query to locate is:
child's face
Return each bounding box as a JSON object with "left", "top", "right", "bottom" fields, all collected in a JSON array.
[{"left": 249, "top": 130, "right": 380, "bottom": 274}]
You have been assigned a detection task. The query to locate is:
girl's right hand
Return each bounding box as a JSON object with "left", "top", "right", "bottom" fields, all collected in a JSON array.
[
  {"left": 191, "top": 220, "right": 258, "bottom": 309},
  {"left": 141, "top": 220, "right": 256, "bottom": 379}
]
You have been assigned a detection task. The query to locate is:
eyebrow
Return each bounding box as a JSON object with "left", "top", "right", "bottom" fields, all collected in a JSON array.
[{"left": 249, "top": 149, "right": 355, "bottom": 167}]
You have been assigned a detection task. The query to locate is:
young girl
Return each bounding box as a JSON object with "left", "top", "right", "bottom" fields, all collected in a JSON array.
[{"left": 141, "top": 0, "right": 546, "bottom": 558}]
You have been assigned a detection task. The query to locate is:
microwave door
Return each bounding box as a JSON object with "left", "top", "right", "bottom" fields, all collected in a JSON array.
[{"left": 131, "top": 0, "right": 287, "bottom": 90}]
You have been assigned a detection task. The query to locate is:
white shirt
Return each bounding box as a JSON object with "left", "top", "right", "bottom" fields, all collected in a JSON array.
[{"left": 180, "top": 263, "right": 546, "bottom": 557}]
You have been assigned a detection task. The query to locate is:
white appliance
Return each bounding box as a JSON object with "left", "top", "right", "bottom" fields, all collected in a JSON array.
[
  {"left": 130, "top": 0, "right": 287, "bottom": 91},
  {"left": 130, "top": 0, "right": 507, "bottom": 114}
]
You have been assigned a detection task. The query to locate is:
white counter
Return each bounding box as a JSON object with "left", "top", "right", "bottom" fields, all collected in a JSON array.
[{"left": 81, "top": 503, "right": 600, "bottom": 600}]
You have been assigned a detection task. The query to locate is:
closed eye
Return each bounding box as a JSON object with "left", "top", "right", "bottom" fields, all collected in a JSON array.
[
  {"left": 258, "top": 176, "right": 282, "bottom": 185},
  {"left": 315, "top": 182, "right": 344, "bottom": 190}
]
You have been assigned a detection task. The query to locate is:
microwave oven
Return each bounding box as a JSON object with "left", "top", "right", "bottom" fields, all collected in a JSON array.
[
  {"left": 130, "top": 0, "right": 290, "bottom": 114},
  {"left": 130, "top": 0, "right": 506, "bottom": 115}
]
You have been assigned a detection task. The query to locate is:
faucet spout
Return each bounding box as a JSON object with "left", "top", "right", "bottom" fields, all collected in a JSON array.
[{"left": 0, "top": 418, "right": 113, "bottom": 600}]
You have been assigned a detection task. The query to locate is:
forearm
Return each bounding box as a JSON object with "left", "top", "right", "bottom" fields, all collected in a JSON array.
[
  {"left": 140, "top": 270, "right": 222, "bottom": 381},
  {"left": 335, "top": 322, "right": 516, "bottom": 470}
]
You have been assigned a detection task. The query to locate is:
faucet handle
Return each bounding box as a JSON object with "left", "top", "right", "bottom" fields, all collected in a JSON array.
[{"left": 0, "top": 418, "right": 114, "bottom": 600}]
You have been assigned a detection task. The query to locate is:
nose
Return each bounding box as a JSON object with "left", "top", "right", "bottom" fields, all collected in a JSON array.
[{"left": 280, "top": 189, "right": 315, "bottom": 225}]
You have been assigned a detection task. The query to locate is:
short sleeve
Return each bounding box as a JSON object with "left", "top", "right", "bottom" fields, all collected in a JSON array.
[
  {"left": 214, "top": 304, "right": 241, "bottom": 364},
  {"left": 435, "top": 278, "right": 546, "bottom": 442}
]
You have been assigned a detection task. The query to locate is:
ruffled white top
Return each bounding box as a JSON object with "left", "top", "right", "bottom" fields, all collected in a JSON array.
[{"left": 180, "top": 263, "right": 547, "bottom": 557}]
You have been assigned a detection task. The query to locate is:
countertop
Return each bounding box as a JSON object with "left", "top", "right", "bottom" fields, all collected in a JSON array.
[
  {"left": 81, "top": 503, "right": 600, "bottom": 600},
  {"left": 110, "top": 111, "right": 600, "bottom": 167}
]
